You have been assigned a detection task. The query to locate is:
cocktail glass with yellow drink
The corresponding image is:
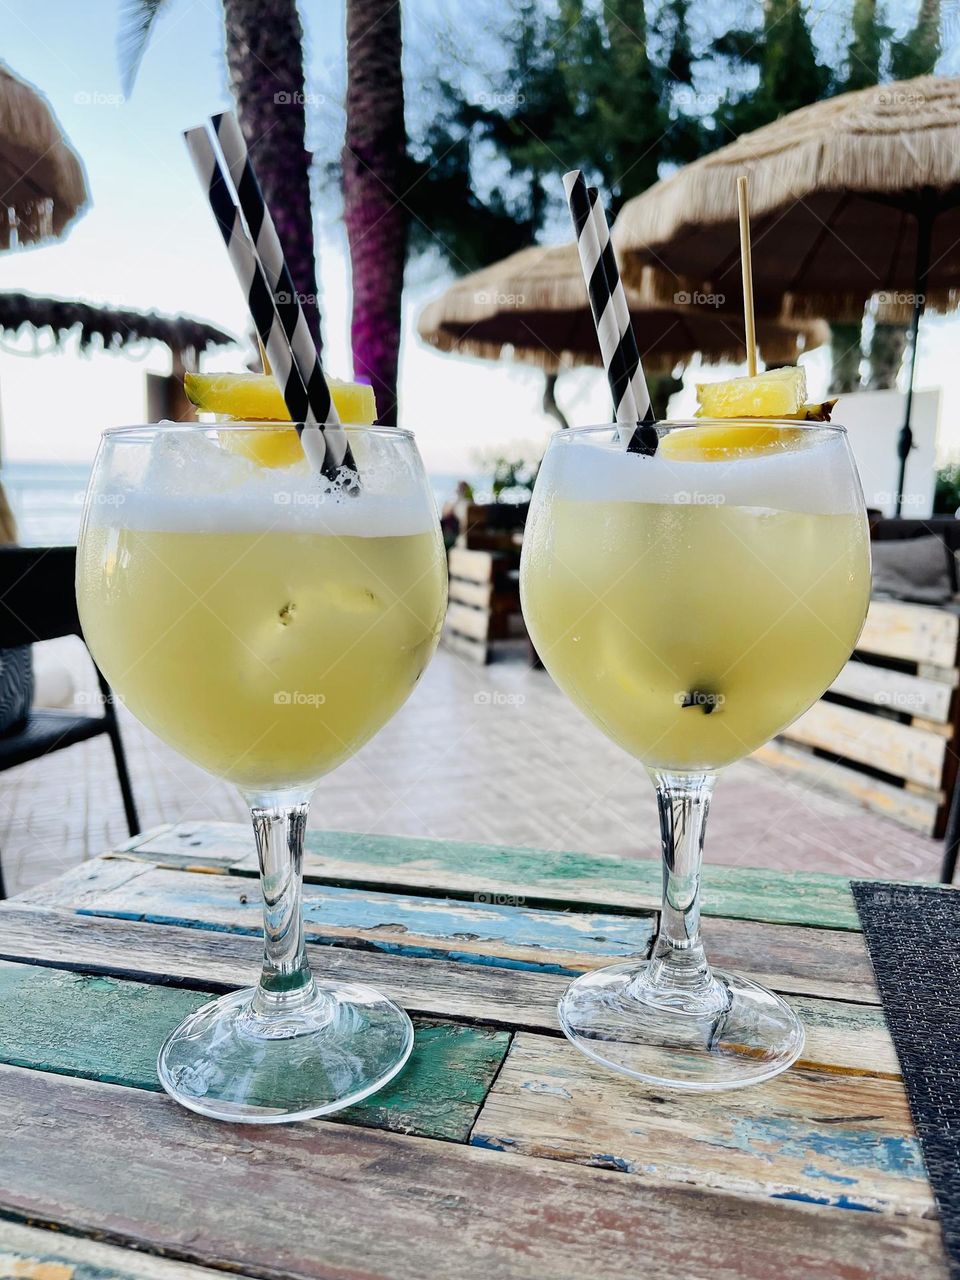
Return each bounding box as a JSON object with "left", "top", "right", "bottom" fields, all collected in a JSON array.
[
  {"left": 521, "top": 366, "right": 870, "bottom": 1088},
  {"left": 77, "top": 375, "right": 448, "bottom": 1121}
]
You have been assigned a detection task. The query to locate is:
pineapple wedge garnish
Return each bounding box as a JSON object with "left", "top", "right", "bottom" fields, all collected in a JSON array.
[
  {"left": 185, "top": 372, "right": 376, "bottom": 423},
  {"left": 184, "top": 372, "right": 377, "bottom": 469},
  {"left": 661, "top": 423, "right": 793, "bottom": 461},
  {"left": 665, "top": 368, "right": 832, "bottom": 460},
  {"left": 695, "top": 366, "right": 806, "bottom": 419}
]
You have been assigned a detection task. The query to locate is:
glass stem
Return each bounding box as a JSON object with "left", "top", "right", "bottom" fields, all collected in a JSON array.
[
  {"left": 244, "top": 789, "right": 319, "bottom": 1019},
  {"left": 645, "top": 771, "right": 723, "bottom": 1009}
]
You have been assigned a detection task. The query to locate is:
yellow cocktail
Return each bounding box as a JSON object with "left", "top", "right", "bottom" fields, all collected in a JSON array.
[
  {"left": 522, "top": 499, "right": 867, "bottom": 772},
  {"left": 76, "top": 421, "right": 446, "bottom": 1123},
  {"left": 521, "top": 418, "right": 870, "bottom": 1090},
  {"left": 79, "top": 526, "right": 445, "bottom": 789}
]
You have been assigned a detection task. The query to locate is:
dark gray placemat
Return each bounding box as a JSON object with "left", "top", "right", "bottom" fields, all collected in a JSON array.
[{"left": 852, "top": 881, "right": 960, "bottom": 1278}]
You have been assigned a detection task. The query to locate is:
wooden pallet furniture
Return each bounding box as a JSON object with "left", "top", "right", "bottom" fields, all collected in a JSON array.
[
  {"left": 0, "top": 819, "right": 950, "bottom": 1278},
  {"left": 444, "top": 545, "right": 524, "bottom": 664},
  {"left": 755, "top": 598, "right": 960, "bottom": 848},
  {"left": 453, "top": 500, "right": 528, "bottom": 553}
]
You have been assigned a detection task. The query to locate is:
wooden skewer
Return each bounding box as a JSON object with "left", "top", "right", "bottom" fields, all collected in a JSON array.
[
  {"left": 737, "top": 175, "right": 758, "bottom": 378},
  {"left": 256, "top": 334, "right": 271, "bottom": 376}
]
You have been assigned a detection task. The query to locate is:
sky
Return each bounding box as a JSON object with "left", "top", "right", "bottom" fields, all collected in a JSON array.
[{"left": 0, "top": 0, "right": 958, "bottom": 478}]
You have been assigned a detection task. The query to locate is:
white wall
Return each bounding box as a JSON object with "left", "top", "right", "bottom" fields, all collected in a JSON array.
[{"left": 835, "top": 388, "right": 941, "bottom": 518}]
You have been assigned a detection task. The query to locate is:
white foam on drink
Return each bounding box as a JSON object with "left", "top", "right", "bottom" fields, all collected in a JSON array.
[
  {"left": 88, "top": 428, "right": 437, "bottom": 536},
  {"left": 540, "top": 427, "right": 861, "bottom": 515}
]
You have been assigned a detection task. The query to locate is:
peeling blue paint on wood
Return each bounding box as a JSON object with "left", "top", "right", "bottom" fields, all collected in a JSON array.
[
  {"left": 771, "top": 1190, "right": 877, "bottom": 1212},
  {"left": 468, "top": 1033, "right": 931, "bottom": 1217},
  {"left": 707, "top": 1116, "right": 926, "bottom": 1181},
  {"left": 75, "top": 867, "right": 656, "bottom": 974},
  {"left": 802, "top": 1163, "right": 858, "bottom": 1186},
  {"left": 470, "top": 1133, "right": 516, "bottom": 1152},
  {"left": 521, "top": 1081, "right": 573, "bottom": 1099}
]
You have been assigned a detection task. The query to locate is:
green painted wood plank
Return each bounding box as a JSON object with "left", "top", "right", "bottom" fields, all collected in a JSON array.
[
  {"left": 472, "top": 1033, "right": 932, "bottom": 1218},
  {"left": 0, "top": 906, "right": 896, "bottom": 1074},
  {"left": 0, "top": 1220, "right": 255, "bottom": 1280},
  {"left": 119, "top": 820, "right": 867, "bottom": 929},
  {"left": 0, "top": 960, "right": 508, "bottom": 1142},
  {"left": 0, "top": 1065, "right": 947, "bottom": 1280},
  {"left": 72, "top": 866, "right": 657, "bottom": 976}
]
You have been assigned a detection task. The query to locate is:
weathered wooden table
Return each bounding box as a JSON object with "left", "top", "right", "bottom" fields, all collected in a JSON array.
[{"left": 0, "top": 822, "right": 949, "bottom": 1279}]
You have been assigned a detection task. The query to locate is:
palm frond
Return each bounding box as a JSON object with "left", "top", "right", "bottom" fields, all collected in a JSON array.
[{"left": 118, "top": 0, "right": 171, "bottom": 96}]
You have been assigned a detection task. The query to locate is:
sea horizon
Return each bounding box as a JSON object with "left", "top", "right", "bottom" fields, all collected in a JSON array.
[{"left": 0, "top": 459, "right": 489, "bottom": 546}]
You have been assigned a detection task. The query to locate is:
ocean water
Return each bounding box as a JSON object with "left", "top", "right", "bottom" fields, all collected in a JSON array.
[
  {"left": 2, "top": 461, "right": 94, "bottom": 545},
  {"left": 0, "top": 461, "right": 487, "bottom": 546}
]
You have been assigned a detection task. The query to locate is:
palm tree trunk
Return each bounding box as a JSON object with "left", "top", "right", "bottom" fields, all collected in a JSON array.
[
  {"left": 542, "top": 373, "right": 569, "bottom": 429},
  {"left": 343, "top": 0, "right": 407, "bottom": 425},
  {"left": 829, "top": 322, "right": 863, "bottom": 394},
  {"left": 223, "top": 0, "right": 323, "bottom": 349},
  {"left": 868, "top": 323, "right": 907, "bottom": 390}
]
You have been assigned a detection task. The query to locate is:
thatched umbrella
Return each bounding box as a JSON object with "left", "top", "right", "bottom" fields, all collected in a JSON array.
[
  {"left": 0, "top": 293, "right": 234, "bottom": 357},
  {"left": 0, "top": 294, "right": 237, "bottom": 432},
  {"left": 0, "top": 64, "right": 88, "bottom": 250},
  {"left": 417, "top": 243, "right": 827, "bottom": 413},
  {"left": 613, "top": 75, "right": 960, "bottom": 512}
]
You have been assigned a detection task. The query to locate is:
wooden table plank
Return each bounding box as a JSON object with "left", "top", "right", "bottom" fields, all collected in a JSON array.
[
  {"left": 0, "top": 1220, "right": 258, "bottom": 1280},
  {"left": 17, "top": 856, "right": 152, "bottom": 909},
  {"left": 0, "top": 907, "right": 896, "bottom": 1076},
  {"left": 26, "top": 859, "right": 871, "bottom": 999},
  {"left": 0, "top": 959, "right": 508, "bottom": 1142},
  {"left": 119, "top": 821, "right": 866, "bottom": 929},
  {"left": 36, "top": 864, "right": 658, "bottom": 976},
  {"left": 0, "top": 1065, "right": 946, "bottom": 1280},
  {"left": 472, "top": 1034, "right": 932, "bottom": 1217},
  {"left": 0, "top": 904, "right": 565, "bottom": 1031},
  {"left": 703, "top": 915, "right": 879, "bottom": 1004}
]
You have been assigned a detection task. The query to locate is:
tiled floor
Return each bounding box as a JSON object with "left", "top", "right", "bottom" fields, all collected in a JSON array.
[{"left": 0, "top": 638, "right": 944, "bottom": 897}]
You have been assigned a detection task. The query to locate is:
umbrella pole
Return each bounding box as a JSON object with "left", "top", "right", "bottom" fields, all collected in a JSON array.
[{"left": 895, "top": 198, "right": 934, "bottom": 517}]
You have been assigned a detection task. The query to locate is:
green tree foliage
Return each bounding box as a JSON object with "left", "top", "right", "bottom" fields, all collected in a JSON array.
[
  {"left": 405, "top": 0, "right": 942, "bottom": 415},
  {"left": 844, "top": 0, "right": 889, "bottom": 92},
  {"left": 865, "top": 2, "right": 941, "bottom": 390},
  {"left": 934, "top": 462, "right": 960, "bottom": 515},
  {"left": 891, "top": 0, "right": 941, "bottom": 79},
  {"left": 714, "top": 0, "right": 830, "bottom": 137},
  {"left": 406, "top": 0, "right": 700, "bottom": 272}
]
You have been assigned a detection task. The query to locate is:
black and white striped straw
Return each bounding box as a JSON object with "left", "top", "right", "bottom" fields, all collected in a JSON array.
[
  {"left": 562, "top": 170, "right": 658, "bottom": 456},
  {"left": 183, "top": 124, "right": 357, "bottom": 488},
  {"left": 209, "top": 114, "right": 350, "bottom": 450}
]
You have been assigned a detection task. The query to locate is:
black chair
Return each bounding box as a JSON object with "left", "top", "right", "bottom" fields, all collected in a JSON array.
[{"left": 0, "top": 546, "right": 139, "bottom": 898}]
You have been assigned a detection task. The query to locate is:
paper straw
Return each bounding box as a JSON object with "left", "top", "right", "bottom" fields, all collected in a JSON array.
[
  {"left": 183, "top": 124, "right": 357, "bottom": 487},
  {"left": 210, "top": 113, "right": 346, "bottom": 441},
  {"left": 563, "top": 170, "right": 657, "bottom": 455}
]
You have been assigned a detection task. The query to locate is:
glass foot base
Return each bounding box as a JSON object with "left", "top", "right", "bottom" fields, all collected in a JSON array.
[
  {"left": 558, "top": 961, "right": 804, "bottom": 1091},
  {"left": 157, "top": 981, "right": 413, "bottom": 1123}
]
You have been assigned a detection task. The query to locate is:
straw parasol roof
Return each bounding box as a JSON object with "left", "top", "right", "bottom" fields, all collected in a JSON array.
[
  {"left": 417, "top": 243, "right": 828, "bottom": 372},
  {"left": 0, "top": 64, "right": 89, "bottom": 250},
  {"left": 613, "top": 75, "right": 960, "bottom": 322},
  {"left": 0, "top": 293, "right": 235, "bottom": 356}
]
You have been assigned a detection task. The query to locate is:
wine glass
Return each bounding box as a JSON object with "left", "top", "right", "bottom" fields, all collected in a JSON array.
[
  {"left": 77, "top": 423, "right": 447, "bottom": 1121},
  {"left": 520, "top": 420, "right": 870, "bottom": 1089}
]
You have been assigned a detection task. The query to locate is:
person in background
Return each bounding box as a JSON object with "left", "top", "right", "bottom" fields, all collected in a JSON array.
[
  {"left": 0, "top": 484, "right": 33, "bottom": 733},
  {"left": 440, "top": 479, "right": 474, "bottom": 550}
]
